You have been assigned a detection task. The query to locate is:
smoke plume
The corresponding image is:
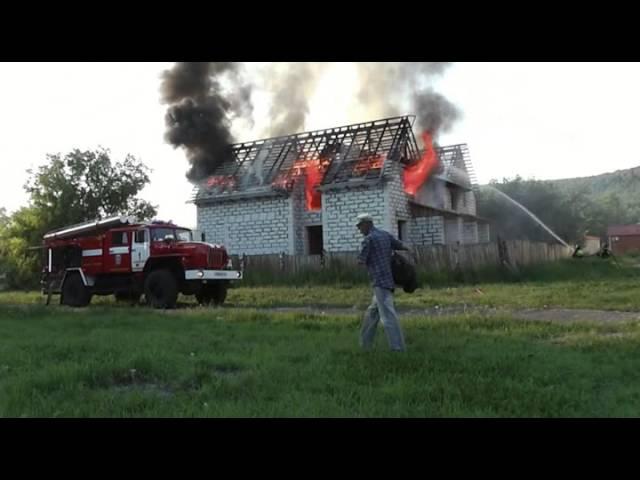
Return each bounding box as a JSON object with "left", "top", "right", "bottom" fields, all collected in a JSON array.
[
  {"left": 160, "top": 62, "right": 253, "bottom": 182},
  {"left": 263, "top": 63, "right": 327, "bottom": 137},
  {"left": 412, "top": 88, "right": 460, "bottom": 135},
  {"left": 356, "top": 62, "right": 460, "bottom": 138},
  {"left": 160, "top": 62, "right": 461, "bottom": 182}
]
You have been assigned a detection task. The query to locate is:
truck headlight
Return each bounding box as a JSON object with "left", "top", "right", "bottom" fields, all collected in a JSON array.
[{"left": 197, "top": 270, "right": 204, "bottom": 278}]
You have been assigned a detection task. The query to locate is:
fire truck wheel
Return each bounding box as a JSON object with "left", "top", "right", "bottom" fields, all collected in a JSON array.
[
  {"left": 61, "top": 273, "right": 92, "bottom": 307},
  {"left": 195, "top": 290, "right": 213, "bottom": 306},
  {"left": 211, "top": 284, "right": 227, "bottom": 305},
  {"left": 144, "top": 269, "right": 178, "bottom": 309},
  {"left": 195, "top": 284, "right": 227, "bottom": 306}
]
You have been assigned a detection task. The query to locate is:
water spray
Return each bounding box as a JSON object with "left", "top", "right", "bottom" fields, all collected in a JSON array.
[{"left": 482, "top": 185, "right": 571, "bottom": 248}]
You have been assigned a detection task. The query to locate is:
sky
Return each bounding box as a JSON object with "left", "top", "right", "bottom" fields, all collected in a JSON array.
[{"left": 1, "top": 62, "right": 639, "bottom": 228}]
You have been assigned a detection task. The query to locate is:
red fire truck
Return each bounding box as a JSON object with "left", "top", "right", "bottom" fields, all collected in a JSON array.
[{"left": 41, "top": 216, "right": 242, "bottom": 308}]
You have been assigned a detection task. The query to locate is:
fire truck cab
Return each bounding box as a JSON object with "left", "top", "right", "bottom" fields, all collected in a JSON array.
[{"left": 41, "top": 216, "right": 242, "bottom": 309}]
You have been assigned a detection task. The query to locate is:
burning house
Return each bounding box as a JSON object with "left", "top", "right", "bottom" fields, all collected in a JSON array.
[{"left": 193, "top": 115, "right": 489, "bottom": 255}]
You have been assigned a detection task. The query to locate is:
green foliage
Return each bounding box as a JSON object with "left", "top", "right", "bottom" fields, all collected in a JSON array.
[
  {"left": 477, "top": 169, "right": 640, "bottom": 244},
  {"left": 0, "top": 149, "right": 157, "bottom": 289},
  {"left": 3, "top": 255, "right": 640, "bottom": 312},
  {"left": 25, "top": 148, "right": 157, "bottom": 225}
]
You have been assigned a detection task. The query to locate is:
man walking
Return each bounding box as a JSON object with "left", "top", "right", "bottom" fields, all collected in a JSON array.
[{"left": 356, "top": 213, "right": 409, "bottom": 352}]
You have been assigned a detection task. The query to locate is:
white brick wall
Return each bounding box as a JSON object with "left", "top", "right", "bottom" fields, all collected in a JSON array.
[
  {"left": 463, "top": 221, "right": 479, "bottom": 244},
  {"left": 409, "top": 216, "right": 445, "bottom": 245},
  {"left": 197, "top": 195, "right": 292, "bottom": 255},
  {"left": 323, "top": 185, "right": 386, "bottom": 252},
  {"left": 384, "top": 161, "right": 412, "bottom": 239},
  {"left": 196, "top": 160, "right": 487, "bottom": 253}
]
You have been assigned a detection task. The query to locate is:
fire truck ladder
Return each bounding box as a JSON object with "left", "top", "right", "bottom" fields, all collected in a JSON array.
[{"left": 43, "top": 216, "right": 136, "bottom": 240}]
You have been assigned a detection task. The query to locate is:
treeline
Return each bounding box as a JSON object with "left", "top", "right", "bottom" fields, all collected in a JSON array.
[{"left": 476, "top": 174, "right": 640, "bottom": 245}]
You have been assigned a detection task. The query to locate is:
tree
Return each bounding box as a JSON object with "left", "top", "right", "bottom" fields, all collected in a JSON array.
[
  {"left": 0, "top": 148, "right": 158, "bottom": 289},
  {"left": 0, "top": 206, "right": 46, "bottom": 288},
  {"left": 0, "top": 208, "right": 9, "bottom": 280},
  {"left": 477, "top": 176, "right": 585, "bottom": 245},
  {"left": 25, "top": 148, "right": 157, "bottom": 228},
  {"left": 580, "top": 193, "right": 625, "bottom": 238},
  {"left": 477, "top": 176, "right": 640, "bottom": 245}
]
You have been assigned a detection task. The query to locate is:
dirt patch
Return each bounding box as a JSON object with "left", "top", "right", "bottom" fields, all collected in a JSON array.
[
  {"left": 40, "top": 299, "right": 640, "bottom": 324},
  {"left": 259, "top": 305, "right": 500, "bottom": 317},
  {"left": 549, "top": 331, "right": 633, "bottom": 345},
  {"left": 510, "top": 308, "right": 640, "bottom": 324}
]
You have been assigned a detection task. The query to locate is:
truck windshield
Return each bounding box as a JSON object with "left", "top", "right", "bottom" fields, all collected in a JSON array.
[
  {"left": 176, "top": 229, "right": 192, "bottom": 242},
  {"left": 151, "top": 228, "right": 192, "bottom": 242},
  {"left": 151, "top": 228, "right": 175, "bottom": 241}
]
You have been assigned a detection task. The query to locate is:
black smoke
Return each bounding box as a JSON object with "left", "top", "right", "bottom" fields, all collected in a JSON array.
[{"left": 160, "top": 62, "right": 253, "bottom": 182}]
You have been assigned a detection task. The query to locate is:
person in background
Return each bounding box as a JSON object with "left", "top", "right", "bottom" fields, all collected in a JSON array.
[{"left": 572, "top": 244, "right": 584, "bottom": 258}]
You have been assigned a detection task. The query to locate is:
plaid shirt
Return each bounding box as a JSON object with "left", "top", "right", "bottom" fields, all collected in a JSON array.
[{"left": 358, "top": 227, "right": 406, "bottom": 290}]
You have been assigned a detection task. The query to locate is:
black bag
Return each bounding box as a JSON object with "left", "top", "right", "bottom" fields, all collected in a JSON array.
[{"left": 391, "top": 252, "right": 418, "bottom": 293}]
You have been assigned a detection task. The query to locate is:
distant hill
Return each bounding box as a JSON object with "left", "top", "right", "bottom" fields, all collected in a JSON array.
[
  {"left": 476, "top": 165, "right": 640, "bottom": 243},
  {"left": 551, "top": 166, "right": 640, "bottom": 206}
]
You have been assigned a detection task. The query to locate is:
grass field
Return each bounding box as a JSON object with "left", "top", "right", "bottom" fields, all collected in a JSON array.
[
  {"left": 2, "top": 256, "right": 640, "bottom": 417},
  {"left": 4, "top": 279, "right": 640, "bottom": 312},
  {"left": 2, "top": 305, "right": 640, "bottom": 417}
]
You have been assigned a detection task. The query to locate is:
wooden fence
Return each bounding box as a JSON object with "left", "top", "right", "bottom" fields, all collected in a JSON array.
[{"left": 232, "top": 240, "right": 572, "bottom": 276}]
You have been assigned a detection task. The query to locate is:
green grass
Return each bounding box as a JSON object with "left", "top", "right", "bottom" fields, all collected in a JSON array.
[
  {"left": 240, "top": 255, "right": 636, "bottom": 287},
  {"left": 3, "top": 256, "right": 640, "bottom": 417},
  {"left": 5, "top": 278, "right": 640, "bottom": 313},
  {"left": 219, "top": 278, "right": 640, "bottom": 312},
  {"left": 1, "top": 304, "right": 640, "bottom": 417},
  {"left": 4, "top": 256, "right": 637, "bottom": 310},
  {"left": 241, "top": 256, "right": 640, "bottom": 311},
  {"left": 217, "top": 256, "right": 640, "bottom": 311}
]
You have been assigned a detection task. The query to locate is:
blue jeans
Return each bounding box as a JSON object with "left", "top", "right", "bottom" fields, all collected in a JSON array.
[{"left": 360, "top": 286, "right": 406, "bottom": 352}]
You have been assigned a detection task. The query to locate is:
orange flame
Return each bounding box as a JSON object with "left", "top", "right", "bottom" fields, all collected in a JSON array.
[
  {"left": 270, "top": 174, "right": 294, "bottom": 190},
  {"left": 403, "top": 131, "right": 438, "bottom": 196},
  {"left": 353, "top": 153, "right": 384, "bottom": 176},
  {"left": 206, "top": 175, "right": 237, "bottom": 190},
  {"left": 270, "top": 156, "right": 328, "bottom": 211},
  {"left": 305, "top": 158, "right": 324, "bottom": 211}
]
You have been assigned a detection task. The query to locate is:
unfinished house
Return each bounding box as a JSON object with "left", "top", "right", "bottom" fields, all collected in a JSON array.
[{"left": 194, "top": 115, "right": 490, "bottom": 255}]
